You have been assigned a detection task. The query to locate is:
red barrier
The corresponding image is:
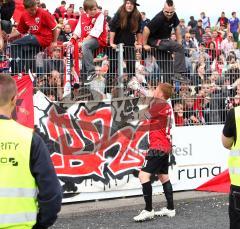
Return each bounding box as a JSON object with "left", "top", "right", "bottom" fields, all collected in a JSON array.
[{"left": 196, "top": 169, "right": 230, "bottom": 193}]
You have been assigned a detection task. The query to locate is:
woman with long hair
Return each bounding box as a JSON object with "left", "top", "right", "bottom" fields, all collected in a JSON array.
[
  {"left": 108, "top": 0, "right": 142, "bottom": 83},
  {"left": 208, "top": 41, "right": 217, "bottom": 64}
]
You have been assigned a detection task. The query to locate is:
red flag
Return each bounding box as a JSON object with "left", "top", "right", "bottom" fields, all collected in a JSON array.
[
  {"left": 13, "top": 0, "right": 24, "bottom": 23},
  {"left": 12, "top": 75, "right": 34, "bottom": 129},
  {"left": 196, "top": 169, "right": 230, "bottom": 193}
]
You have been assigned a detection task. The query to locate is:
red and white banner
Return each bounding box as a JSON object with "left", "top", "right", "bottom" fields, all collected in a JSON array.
[
  {"left": 13, "top": 75, "right": 34, "bottom": 129},
  {"left": 33, "top": 91, "right": 229, "bottom": 202}
]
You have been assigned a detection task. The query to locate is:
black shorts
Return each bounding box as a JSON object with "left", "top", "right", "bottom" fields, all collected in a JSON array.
[{"left": 141, "top": 149, "right": 169, "bottom": 175}]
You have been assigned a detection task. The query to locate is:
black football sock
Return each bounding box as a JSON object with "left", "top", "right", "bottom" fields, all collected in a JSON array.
[
  {"left": 142, "top": 181, "right": 152, "bottom": 211},
  {"left": 163, "top": 180, "right": 174, "bottom": 210}
]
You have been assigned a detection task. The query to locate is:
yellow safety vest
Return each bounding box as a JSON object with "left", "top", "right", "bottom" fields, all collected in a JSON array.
[
  {"left": 229, "top": 106, "right": 240, "bottom": 187},
  {"left": 0, "top": 119, "right": 38, "bottom": 229}
]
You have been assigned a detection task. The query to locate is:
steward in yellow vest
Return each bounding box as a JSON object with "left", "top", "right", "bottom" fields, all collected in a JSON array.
[
  {"left": 222, "top": 106, "right": 240, "bottom": 229},
  {"left": 0, "top": 74, "right": 62, "bottom": 229}
]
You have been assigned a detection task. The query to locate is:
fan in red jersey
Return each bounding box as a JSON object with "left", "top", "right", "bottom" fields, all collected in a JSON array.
[
  {"left": 8, "top": 0, "right": 59, "bottom": 75},
  {"left": 68, "top": 0, "right": 108, "bottom": 85}
]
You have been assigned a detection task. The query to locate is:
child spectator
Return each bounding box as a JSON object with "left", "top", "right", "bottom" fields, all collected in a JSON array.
[
  {"left": 174, "top": 103, "right": 184, "bottom": 126},
  {"left": 68, "top": 0, "right": 108, "bottom": 84}
]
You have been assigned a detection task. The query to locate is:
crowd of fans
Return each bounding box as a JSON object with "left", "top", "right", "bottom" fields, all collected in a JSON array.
[{"left": 0, "top": 0, "right": 240, "bottom": 126}]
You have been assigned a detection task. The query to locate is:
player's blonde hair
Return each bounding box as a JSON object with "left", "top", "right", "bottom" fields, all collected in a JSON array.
[{"left": 156, "top": 83, "right": 173, "bottom": 100}]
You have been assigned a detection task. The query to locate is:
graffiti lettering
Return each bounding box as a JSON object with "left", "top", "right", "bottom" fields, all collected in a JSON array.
[{"left": 34, "top": 92, "right": 160, "bottom": 191}]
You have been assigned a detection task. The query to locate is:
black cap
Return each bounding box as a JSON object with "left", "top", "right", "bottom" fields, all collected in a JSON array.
[{"left": 125, "top": 0, "right": 140, "bottom": 6}]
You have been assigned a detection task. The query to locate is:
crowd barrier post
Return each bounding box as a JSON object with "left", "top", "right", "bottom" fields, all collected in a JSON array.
[
  {"left": 117, "top": 43, "right": 124, "bottom": 97},
  {"left": 63, "top": 45, "right": 72, "bottom": 98}
]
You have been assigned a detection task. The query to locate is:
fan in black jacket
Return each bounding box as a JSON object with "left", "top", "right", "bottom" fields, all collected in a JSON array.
[{"left": 0, "top": 0, "right": 15, "bottom": 34}]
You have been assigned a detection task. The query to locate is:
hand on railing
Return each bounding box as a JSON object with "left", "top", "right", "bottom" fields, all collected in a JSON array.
[
  {"left": 110, "top": 43, "right": 117, "bottom": 49},
  {"left": 143, "top": 44, "right": 151, "bottom": 51}
]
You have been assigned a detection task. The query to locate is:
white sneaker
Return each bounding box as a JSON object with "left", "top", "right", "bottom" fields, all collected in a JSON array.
[
  {"left": 133, "top": 209, "right": 154, "bottom": 222},
  {"left": 155, "top": 207, "right": 176, "bottom": 217}
]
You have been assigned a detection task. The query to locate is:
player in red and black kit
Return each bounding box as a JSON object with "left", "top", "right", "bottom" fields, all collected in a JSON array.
[
  {"left": 68, "top": 0, "right": 107, "bottom": 85},
  {"left": 8, "top": 0, "right": 59, "bottom": 75},
  {"left": 134, "top": 83, "right": 175, "bottom": 222}
]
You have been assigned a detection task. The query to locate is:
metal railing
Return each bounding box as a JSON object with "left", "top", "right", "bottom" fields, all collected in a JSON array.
[{"left": 2, "top": 42, "right": 240, "bottom": 126}]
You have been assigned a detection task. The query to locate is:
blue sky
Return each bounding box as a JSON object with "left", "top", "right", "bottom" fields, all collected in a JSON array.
[{"left": 43, "top": 0, "right": 239, "bottom": 25}]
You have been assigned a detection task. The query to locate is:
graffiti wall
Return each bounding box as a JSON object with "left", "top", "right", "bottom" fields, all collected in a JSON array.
[{"left": 34, "top": 92, "right": 229, "bottom": 202}]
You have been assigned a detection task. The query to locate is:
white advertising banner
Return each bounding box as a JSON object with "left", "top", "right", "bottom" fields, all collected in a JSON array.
[{"left": 170, "top": 125, "right": 228, "bottom": 191}]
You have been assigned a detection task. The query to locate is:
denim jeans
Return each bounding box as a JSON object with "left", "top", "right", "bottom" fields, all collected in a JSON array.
[
  {"left": 81, "top": 38, "right": 99, "bottom": 76},
  {"left": 148, "top": 38, "right": 186, "bottom": 74},
  {"left": 10, "top": 34, "right": 42, "bottom": 75}
]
